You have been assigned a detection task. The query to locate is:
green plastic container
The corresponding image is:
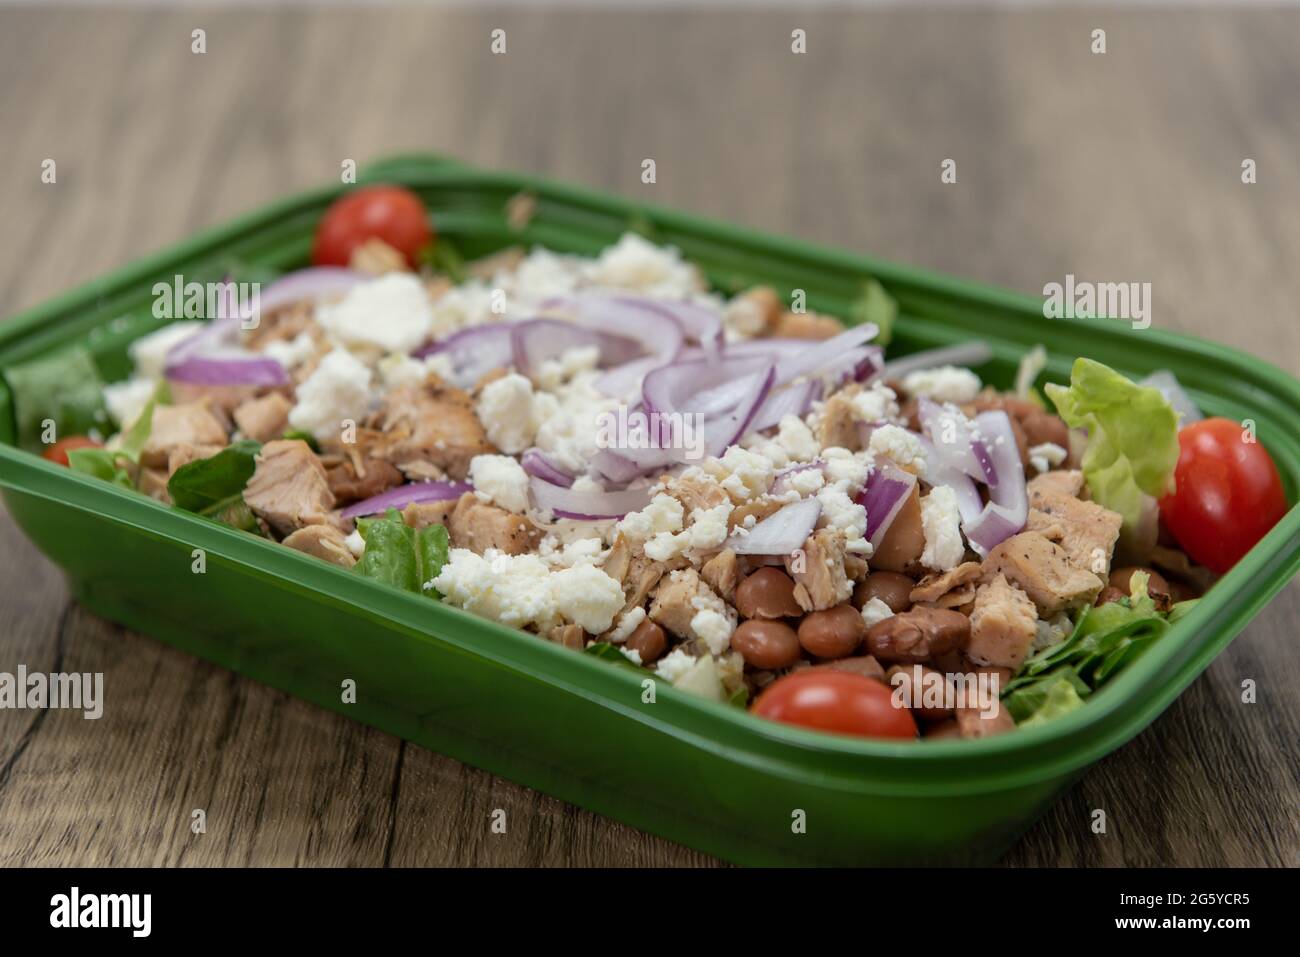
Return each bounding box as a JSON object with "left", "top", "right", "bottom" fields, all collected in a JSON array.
[{"left": 1, "top": 154, "right": 1297, "bottom": 866}]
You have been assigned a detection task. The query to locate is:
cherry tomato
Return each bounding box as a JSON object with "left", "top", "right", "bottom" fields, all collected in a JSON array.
[
  {"left": 311, "top": 185, "right": 432, "bottom": 268},
  {"left": 752, "top": 671, "right": 918, "bottom": 740},
  {"left": 42, "top": 435, "right": 101, "bottom": 467},
  {"left": 1158, "top": 417, "right": 1287, "bottom": 574}
]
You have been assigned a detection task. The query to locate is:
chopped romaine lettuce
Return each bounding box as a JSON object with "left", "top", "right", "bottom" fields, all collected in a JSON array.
[
  {"left": 5, "top": 345, "right": 107, "bottom": 451},
  {"left": 1044, "top": 358, "right": 1180, "bottom": 536},
  {"left": 355, "top": 508, "right": 449, "bottom": 596},
  {"left": 167, "top": 439, "right": 261, "bottom": 516},
  {"left": 67, "top": 398, "right": 156, "bottom": 488}
]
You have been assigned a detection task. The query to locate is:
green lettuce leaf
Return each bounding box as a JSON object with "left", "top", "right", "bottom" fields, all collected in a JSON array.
[
  {"left": 355, "top": 508, "right": 449, "bottom": 596},
  {"left": 5, "top": 345, "right": 107, "bottom": 451},
  {"left": 849, "top": 278, "right": 898, "bottom": 347},
  {"left": 1044, "top": 358, "right": 1180, "bottom": 535},
  {"left": 67, "top": 398, "right": 156, "bottom": 489},
  {"left": 167, "top": 439, "right": 261, "bottom": 515}
]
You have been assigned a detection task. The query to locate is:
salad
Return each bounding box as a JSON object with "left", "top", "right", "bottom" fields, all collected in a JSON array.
[{"left": 34, "top": 185, "right": 1289, "bottom": 741}]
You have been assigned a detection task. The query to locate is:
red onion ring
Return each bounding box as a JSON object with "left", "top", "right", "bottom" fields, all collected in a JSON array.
[
  {"left": 341, "top": 480, "right": 471, "bottom": 519},
  {"left": 726, "top": 497, "right": 821, "bottom": 555}
]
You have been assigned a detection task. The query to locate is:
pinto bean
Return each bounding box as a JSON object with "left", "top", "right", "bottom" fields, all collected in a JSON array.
[
  {"left": 625, "top": 620, "right": 667, "bottom": 664},
  {"left": 732, "top": 620, "right": 802, "bottom": 670},
  {"left": 798, "top": 604, "right": 868, "bottom": 659},
  {"left": 853, "top": 571, "right": 915, "bottom": 613},
  {"left": 865, "top": 606, "right": 969, "bottom": 664},
  {"left": 734, "top": 567, "right": 803, "bottom": 619}
]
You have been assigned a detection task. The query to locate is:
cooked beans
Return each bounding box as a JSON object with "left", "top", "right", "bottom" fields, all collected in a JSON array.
[
  {"left": 865, "top": 606, "right": 969, "bottom": 663},
  {"left": 853, "top": 571, "right": 915, "bottom": 613},
  {"left": 798, "top": 604, "right": 867, "bottom": 659},
  {"left": 733, "top": 619, "right": 802, "bottom": 670},
  {"left": 625, "top": 620, "right": 667, "bottom": 664},
  {"left": 735, "top": 567, "right": 803, "bottom": 619},
  {"left": 1108, "top": 566, "right": 1172, "bottom": 598}
]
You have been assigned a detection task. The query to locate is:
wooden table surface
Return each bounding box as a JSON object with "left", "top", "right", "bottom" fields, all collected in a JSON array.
[{"left": 1, "top": 5, "right": 1296, "bottom": 867}]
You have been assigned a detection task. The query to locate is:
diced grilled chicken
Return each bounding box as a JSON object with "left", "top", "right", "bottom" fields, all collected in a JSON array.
[
  {"left": 1026, "top": 481, "right": 1123, "bottom": 579},
  {"left": 648, "top": 568, "right": 721, "bottom": 640},
  {"left": 966, "top": 573, "right": 1039, "bottom": 670},
  {"left": 166, "top": 442, "right": 225, "bottom": 477},
  {"left": 446, "top": 491, "right": 539, "bottom": 555},
  {"left": 282, "top": 524, "right": 357, "bottom": 568},
  {"left": 375, "top": 383, "right": 495, "bottom": 480},
  {"left": 909, "top": 561, "right": 983, "bottom": 604},
  {"left": 402, "top": 500, "right": 457, "bottom": 530},
  {"left": 785, "top": 528, "right": 853, "bottom": 612},
  {"left": 1028, "top": 469, "right": 1084, "bottom": 499},
  {"left": 816, "top": 390, "right": 863, "bottom": 451},
  {"left": 700, "top": 548, "right": 740, "bottom": 604},
  {"left": 243, "top": 439, "right": 336, "bottom": 537},
  {"left": 232, "top": 392, "right": 292, "bottom": 443},
  {"left": 982, "top": 532, "right": 1103, "bottom": 616},
  {"left": 139, "top": 400, "right": 229, "bottom": 468},
  {"left": 325, "top": 456, "right": 404, "bottom": 506}
]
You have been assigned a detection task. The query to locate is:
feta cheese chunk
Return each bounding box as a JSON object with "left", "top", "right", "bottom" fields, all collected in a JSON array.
[
  {"left": 317, "top": 273, "right": 434, "bottom": 353},
  {"left": 288, "top": 348, "right": 373, "bottom": 441},
  {"left": 1028, "top": 442, "right": 1068, "bottom": 475},
  {"left": 469, "top": 454, "right": 531, "bottom": 514},
  {"left": 130, "top": 321, "right": 203, "bottom": 380},
  {"left": 476, "top": 373, "right": 538, "bottom": 454},
  {"left": 868, "top": 425, "right": 928, "bottom": 477},
  {"left": 103, "top": 377, "right": 157, "bottom": 427},
  {"left": 860, "top": 597, "right": 895, "bottom": 629},
  {"left": 920, "top": 485, "right": 966, "bottom": 571},
  {"left": 901, "top": 365, "right": 982, "bottom": 404},
  {"left": 550, "top": 564, "right": 626, "bottom": 634}
]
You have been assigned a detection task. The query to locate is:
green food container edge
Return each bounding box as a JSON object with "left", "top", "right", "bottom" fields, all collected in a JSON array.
[{"left": 1, "top": 153, "right": 1297, "bottom": 867}]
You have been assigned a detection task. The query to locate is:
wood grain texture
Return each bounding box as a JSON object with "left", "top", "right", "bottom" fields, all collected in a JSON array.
[{"left": 0, "top": 6, "right": 1296, "bottom": 868}]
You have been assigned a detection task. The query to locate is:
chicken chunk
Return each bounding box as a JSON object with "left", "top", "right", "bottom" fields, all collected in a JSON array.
[
  {"left": 700, "top": 548, "right": 740, "bottom": 603},
  {"left": 243, "top": 439, "right": 335, "bottom": 537},
  {"left": 447, "top": 491, "right": 539, "bottom": 555},
  {"left": 1026, "top": 483, "right": 1123, "bottom": 579},
  {"left": 232, "top": 392, "right": 292, "bottom": 443},
  {"left": 1028, "top": 469, "right": 1084, "bottom": 500},
  {"left": 139, "top": 401, "right": 229, "bottom": 468},
  {"left": 282, "top": 524, "right": 357, "bottom": 568},
  {"left": 909, "top": 561, "right": 983, "bottom": 604},
  {"left": 166, "top": 442, "right": 225, "bottom": 477},
  {"left": 622, "top": 554, "right": 667, "bottom": 613},
  {"left": 786, "top": 528, "right": 853, "bottom": 612},
  {"left": 966, "top": 574, "right": 1039, "bottom": 670},
  {"left": 982, "top": 532, "right": 1103, "bottom": 616},
  {"left": 376, "top": 383, "right": 495, "bottom": 480},
  {"left": 326, "top": 456, "right": 405, "bottom": 505},
  {"left": 648, "top": 568, "right": 723, "bottom": 640},
  {"left": 402, "top": 500, "right": 457, "bottom": 530},
  {"left": 816, "top": 390, "right": 863, "bottom": 451},
  {"left": 669, "top": 473, "right": 731, "bottom": 513}
]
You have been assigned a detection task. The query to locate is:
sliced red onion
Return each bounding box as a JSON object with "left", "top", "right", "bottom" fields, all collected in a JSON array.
[
  {"left": 962, "top": 410, "right": 1028, "bottom": 556},
  {"left": 521, "top": 448, "right": 575, "bottom": 488},
  {"left": 726, "top": 497, "right": 821, "bottom": 555},
  {"left": 747, "top": 379, "right": 823, "bottom": 434},
  {"left": 242, "top": 267, "right": 366, "bottom": 328},
  {"left": 883, "top": 341, "right": 993, "bottom": 380},
  {"left": 699, "top": 363, "right": 775, "bottom": 458},
  {"left": 167, "top": 355, "right": 289, "bottom": 387},
  {"left": 341, "top": 480, "right": 471, "bottom": 519},
  {"left": 773, "top": 323, "right": 878, "bottom": 386},
  {"left": 510, "top": 318, "right": 642, "bottom": 377},
  {"left": 413, "top": 323, "right": 515, "bottom": 387},
  {"left": 642, "top": 355, "right": 773, "bottom": 421},
  {"left": 596, "top": 354, "right": 666, "bottom": 399},
  {"left": 858, "top": 461, "right": 918, "bottom": 548},
  {"left": 917, "top": 398, "right": 990, "bottom": 482},
  {"left": 530, "top": 476, "right": 650, "bottom": 520},
  {"left": 917, "top": 434, "right": 984, "bottom": 525},
  {"left": 1140, "top": 370, "right": 1202, "bottom": 424},
  {"left": 545, "top": 294, "right": 686, "bottom": 366}
]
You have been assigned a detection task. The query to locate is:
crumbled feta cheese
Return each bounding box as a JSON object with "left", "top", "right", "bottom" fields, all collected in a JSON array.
[
  {"left": 849, "top": 382, "right": 901, "bottom": 423},
  {"left": 469, "top": 454, "right": 531, "bottom": 514},
  {"left": 901, "top": 365, "right": 982, "bottom": 404},
  {"left": 288, "top": 348, "right": 373, "bottom": 441},
  {"left": 1033, "top": 612, "right": 1074, "bottom": 651},
  {"left": 608, "top": 607, "right": 647, "bottom": 644},
  {"left": 670, "top": 654, "right": 726, "bottom": 700},
  {"left": 619, "top": 647, "right": 644, "bottom": 666},
  {"left": 317, "top": 273, "right": 434, "bottom": 353},
  {"left": 920, "top": 485, "right": 966, "bottom": 571},
  {"left": 129, "top": 321, "right": 203, "bottom": 380},
  {"left": 550, "top": 564, "right": 626, "bottom": 634},
  {"left": 539, "top": 533, "right": 607, "bottom": 569},
  {"left": 860, "top": 597, "right": 895, "bottom": 629},
  {"left": 655, "top": 647, "right": 698, "bottom": 683},
  {"left": 702, "top": 446, "right": 776, "bottom": 501},
  {"left": 263, "top": 331, "right": 318, "bottom": 373},
  {"left": 476, "top": 373, "right": 538, "bottom": 454},
  {"left": 786, "top": 466, "right": 826, "bottom": 496},
  {"left": 507, "top": 248, "right": 583, "bottom": 305},
  {"left": 723, "top": 294, "right": 768, "bottom": 338},
  {"left": 776, "top": 414, "right": 821, "bottom": 462},
  {"left": 432, "top": 549, "right": 560, "bottom": 632},
  {"left": 868, "top": 425, "right": 928, "bottom": 477},
  {"left": 690, "top": 608, "right": 735, "bottom": 655},
  {"left": 532, "top": 372, "right": 618, "bottom": 475},
  {"left": 643, "top": 502, "right": 733, "bottom": 561},
  {"left": 103, "top": 377, "right": 156, "bottom": 427},
  {"left": 617, "top": 493, "right": 685, "bottom": 540},
  {"left": 817, "top": 485, "right": 868, "bottom": 549},
  {"left": 1028, "top": 442, "right": 1068, "bottom": 475},
  {"left": 820, "top": 446, "right": 871, "bottom": 491},
  {"left": 344, "top": 529, "right": 366, "bottom": 558},
  {"left": 535, "top": 346, "right": 600, "bottom": 392},
  {"left": 584, "top": 233, "right": 703, "bottom": 299}
]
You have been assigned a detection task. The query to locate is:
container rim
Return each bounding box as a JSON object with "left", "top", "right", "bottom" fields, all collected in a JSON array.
[{"left": 1, "top": 151, "right": 1297, "bottom": 796}]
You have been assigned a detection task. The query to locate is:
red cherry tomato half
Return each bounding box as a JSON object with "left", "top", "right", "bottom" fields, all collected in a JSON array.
[
  {"left": 311, "top": 185, "right": 433, "bottom": 268},
  {"left": 42, "top": 435, "right": 101, "bottom": 467},
  {"left": 1158, "top": 417, "right": 1288, "bottom": 574},
  {"left": 752, "top": 670, "right": 918, "bottom": 740}
]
